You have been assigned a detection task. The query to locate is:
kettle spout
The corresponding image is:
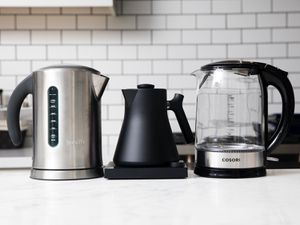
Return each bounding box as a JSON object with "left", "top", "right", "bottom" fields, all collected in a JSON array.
[
  {"left": 122, "top": 89, "right": 138, "bottom": 108},
  {"left": 191, "top": 69, "right": 202, "bottom": 77},
  {"left": 92, "top": 74, "right": 109, "bottom": 101}
]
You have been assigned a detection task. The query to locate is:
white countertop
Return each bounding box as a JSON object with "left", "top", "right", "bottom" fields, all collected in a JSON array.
[{"left": 0, "top": 169, "right": 300, "bottom": 225}]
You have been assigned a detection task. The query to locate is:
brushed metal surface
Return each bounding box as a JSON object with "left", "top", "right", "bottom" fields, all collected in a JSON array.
[
  {"left": 30, "top": 168, "right": 103, "bottom": 180},
  {"left": 31, "top": 66, "right": 108, "bottom": 178},
  {"left": 196, "top": 150, "right": 264, "bottom": 169}
]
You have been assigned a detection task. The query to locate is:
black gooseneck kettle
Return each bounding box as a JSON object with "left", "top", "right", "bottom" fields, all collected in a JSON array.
[{"left": 113, "top": 84, "right": 194, "bottom": 167}]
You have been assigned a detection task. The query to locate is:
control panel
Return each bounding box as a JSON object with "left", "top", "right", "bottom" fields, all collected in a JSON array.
[{"left": 48, "top": 86, "right": 58, "bottom": 147}]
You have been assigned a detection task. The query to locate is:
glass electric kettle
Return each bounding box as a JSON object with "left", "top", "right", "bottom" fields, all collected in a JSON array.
[{"left": 192, "top": 61, "right": 295, "bottom": 178}]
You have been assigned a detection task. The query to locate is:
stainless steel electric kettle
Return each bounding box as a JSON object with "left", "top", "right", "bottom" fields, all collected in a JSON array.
[{"left": 7, "top": 65, "right": 109, "bottom": 180}]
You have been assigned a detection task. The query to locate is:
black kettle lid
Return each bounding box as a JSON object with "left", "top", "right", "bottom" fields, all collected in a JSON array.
[
  {"left": 201, "top": 60, "right": 263, "bottom": 71},
  {"left": 137, "top": 84, "right": 155, "bottom": 89}
]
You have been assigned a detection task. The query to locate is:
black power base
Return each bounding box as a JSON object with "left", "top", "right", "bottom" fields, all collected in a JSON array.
[
  {"left": 194, "top": 166, "right": 266, "bottom": 178},
  {"left": 104, "top": 161, "right": 188, "bottom": 179}
]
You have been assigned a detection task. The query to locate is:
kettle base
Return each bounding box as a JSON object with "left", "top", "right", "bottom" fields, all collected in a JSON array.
[
  {"left": 194, "top": 166, "right": 266, "bottom": 178},
  {"left": 30, "top": 167, "right": 103, "bottom": 180},
  {"left": 104, "top": 161, "right": 187, "bottom": 179}
]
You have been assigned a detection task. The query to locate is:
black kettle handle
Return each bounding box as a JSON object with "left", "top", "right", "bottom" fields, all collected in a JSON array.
[
  {"left": 257, "top": 63, "right": 295, "bottom": 154},
  {"left": 168, "top": 94, "right": 194, "bottom": 144},
  {"left": 7, "top": 74, "right": 33, "bottom": 146}
]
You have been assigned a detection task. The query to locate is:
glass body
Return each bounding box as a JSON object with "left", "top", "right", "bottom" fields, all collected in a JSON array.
[{"left": 195, "top": 68, "right": 265, "bottom": 153}]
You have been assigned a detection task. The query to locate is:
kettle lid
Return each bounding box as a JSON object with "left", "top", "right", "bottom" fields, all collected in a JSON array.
[
  {"left": 39, "top": 65, "right": 101, "bottom": 75},
  {"left": 201, "top": 60, "right": 262, "bottom": 73},
  {"left": 137, "top": 84, "right": 155, "bottom": 89}
]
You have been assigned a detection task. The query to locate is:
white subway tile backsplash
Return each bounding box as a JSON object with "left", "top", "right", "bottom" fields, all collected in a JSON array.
[
  {"left": 17, "top": 46, "right": 46, "bottom": 59},
  {"left": 153, "top": 30, "right": 181, "bottom": 44},
  {"left": 228, "top": 44, "right": 256, "bottom": 58},
  {"left": 227, "top": 14, "right": 255, "bottom": 28},
  {"left": 273, "top": 0, "right": 300, "bottom": 12},
  {"left": 32, "top": 31, "right": 61, "bottom": 44},
  {"left": 182, "top": 104, "right": 197, "bottom": 119},
  {"left": 62, "top": 31, "right": 91, "bottom": 44},
  {"left": 92, "top": 31, "right": 121, "bottom": 44},
  {"left": 1, "top": 31, "right": 30, "bottom": 44},
  {"left": 102, "top": 90, "right": 123, "bottom": 104},
  {"left": 212, "top": 30, "right": 241, "bottom": 43},
  {"left": 0, "top": 76, "right": 16, "bottom": 90},
  {"left": 123, "top": 1, "right": 151, "bottom": 15},
  {"left": 108, "top": 46, "right": 137, "bottom": 59},
  {"left": 242, "top": 0, "right": 271, "bottom": 12},
  {"left": 182, "top": 30, "right": 210, "bottom": 44},
  {"left": 257, "top": 14, "right": 286, "bottom": 27},
  {"left": 183, "top": 60, "right": 210, "bottom": 74},
  {"left": 108, "top": 105, "right": 125, "bottom": 119},
  {"left": 167, "top": 15, "right": 196, "bottom": 29},
  {"left": 168, "top": 75, "right": 196, "bottom": 89},
  {"left": 47, "top": 16, "right": 76, "bottom": 29},
  {"left": 78, "top": 46, "right": 107, "bottom": 59},
  {"left": 108, "top": 135, "right": 119, "bottom": 148},
  {"left": 273, "top": 59, "right": 300, "bottom": 72},
  {"left": 168, "top": 45, "right": 197, "bottom": 59},
  {"left": 63, "top": 60, "right": 92, "bottom": 67},
  {"left": 153, "top": 1, "right": 181, "bottom": 14},
  {"left": 212, "top": 0, "right": 241, "bottom": 13},
  {"left": 242, "top": 29, "right": 271, "bottom": 43},
  {"left": 273, "top": 28, "right": 300, "bottom": 42},
  {"left": 93, "top": 60, "right": 122, "bottom": 75},
  {"left": 138, "top": 45, "right": 167, "bottom": 59},
  {"left": 122, "top": 31, "right": 151, "bottom": 44},
  {"left": 288, "top": 74, "right": 300, "bottom": 88},
  {"left": 137, "top": 15, "right": 166, "bottom": 29},
  {"left": 16, "top": 16, "right": 46, "bottom": 29},
  {"left": 101, "top": 105, "right": 108, "bottom": 120},
  {"left": 182, "top": 1, "right": 211, "bottom": 14},
  {"left": 1, "top": 61, "right": 31, "bottom": 75},
  {"left": 138, "top": 75, "right": 168, "bottom": 88},
  {"left": 107, "top": 16, "right": 136, "bottom": 29},
  {"left": 197, "top": 15, "right": 226, "bottom": 28},
  {"left": 182, "top": 90, "right": 197, "bottom": 104},
  {"left": 153, "top": 60, "right": 181, "bottom": 74},
  {"left": 48, "top": 46, "right": 77, "bottom": 59},
  {"left": 288, "top": 13, "right": 300, "bottom": 27},
  {"left": 198, "top": 45, "right": 226, "bottom": 59},
  {"left": 32, "top": 60, "right": 61, "bottom": 70},
  {"left": 78, "top": 16, "right": 106, "bottom": 29},
  {"left": 288, "top": 44, "right": 300, "bottom": 57},
  {"left": 0, "top": 16, "right": 15, "bottom": 29},
  {"left": 108, "top": 75, "right": 137, "bottom": 89},
  {"left": 272, "top": 88, "right": 282, "bottom": 103},
  {"left": 258, "top": 44, "right": 286, "bottom": 58},
  {"left": 123, "top": 60, "right": 151, "bottom": 74},
  {"left": 0, "top": 46, "right": 15, "bottom": 59},
  {"left": 102, "top": 121, "right": 122, "bottom": 135}
]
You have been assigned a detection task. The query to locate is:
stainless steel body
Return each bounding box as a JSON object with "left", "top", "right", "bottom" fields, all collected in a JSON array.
[{"left": 7, "top": 65, "right": 109, "bottom": 180}]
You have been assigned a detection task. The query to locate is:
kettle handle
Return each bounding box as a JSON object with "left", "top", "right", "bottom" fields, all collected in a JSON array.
[
  {"left": 168, "top": 94, "right": 194, "bottom": 144},
  {"left": 257, "top": 63, "right": 295, "bottom": 154},
  {"left": 7, "top": 74, "right": 33, "bottom": 146}
]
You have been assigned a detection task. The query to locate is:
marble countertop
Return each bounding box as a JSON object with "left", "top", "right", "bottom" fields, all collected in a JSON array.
[{"left": 0, "top": 169, "right": 300, "bottom": 225}]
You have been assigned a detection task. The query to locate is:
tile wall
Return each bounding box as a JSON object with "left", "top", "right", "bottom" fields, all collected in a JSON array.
[{"left": 0, "top": 0, "right": 299, "bottom": 159}]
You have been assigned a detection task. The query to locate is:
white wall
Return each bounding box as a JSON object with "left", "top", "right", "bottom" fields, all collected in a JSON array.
[{"left": 0, "top": 0, "right": 299, "bottom": 156}]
